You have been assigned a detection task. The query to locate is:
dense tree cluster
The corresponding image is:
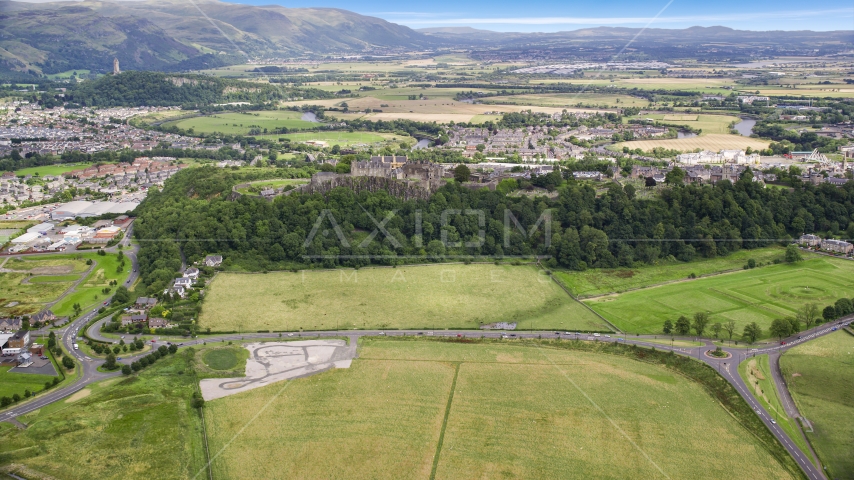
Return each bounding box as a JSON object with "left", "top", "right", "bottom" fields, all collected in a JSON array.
[
  {"left": 133, "top": 167, "right": 854, "bottom": 296},
  {"left": 65, "top": 71, "right": 333, "bottom": 107}
]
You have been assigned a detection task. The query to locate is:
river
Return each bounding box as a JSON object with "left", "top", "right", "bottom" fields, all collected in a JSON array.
[{"left": 413, "top": 139, "right": 431, "bottom": 150}]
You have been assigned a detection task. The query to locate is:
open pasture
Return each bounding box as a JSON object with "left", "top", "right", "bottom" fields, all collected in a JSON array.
[
  {"left": 585, "top": 256, "right": 854, "bottom": 337},
  {"left": 616, "top": 133, "right": 770, "bottom": 153},
  {"left": 13, "top": 163, "right": 92, "bottom": 177},
  {"left": 781, "top": 332, "right": 854, "bottom": 479},
  {"left": 203, "top": 339, "right": 795, "bottom": 479},
  {"left": 633, "top": 113, "right": 739, "bottom": 134},
  {"left": 200, "top": 265, "right": 611, "bottom": 332},
  {"left": 555, "top": 247, "right": 787, "bottom": 298},
  {"left": 162, "top": 110, "right": 317, "bottom": 135}
]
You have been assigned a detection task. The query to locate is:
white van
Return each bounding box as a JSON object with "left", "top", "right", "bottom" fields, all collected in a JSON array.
[{"left": 73, "top": 343, "right": 79, "bottom": 350}]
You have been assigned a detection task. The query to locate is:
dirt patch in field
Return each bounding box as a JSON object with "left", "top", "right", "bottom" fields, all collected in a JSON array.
[
  {"left": 200, "top": 340, "right": 356, "bottom": 401},
  {"left": 30, "top": 266, "right": 75, "bottom": 275},
  {"left": 791, "top": 373, "right": 801, "bottom": 377},
  {"left": 613, "top": 270, "right": 636, "bottom": 278},
  {"left": 65, "top": 389, "right": 91, "bottom": 403}
]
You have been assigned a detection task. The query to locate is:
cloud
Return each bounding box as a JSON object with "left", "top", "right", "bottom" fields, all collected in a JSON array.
[{"left": 393, "top": 9, "right": 853, "bottom": 25}]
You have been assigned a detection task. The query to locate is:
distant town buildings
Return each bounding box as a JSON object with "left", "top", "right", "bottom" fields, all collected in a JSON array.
[{"left": 676, "top": 150, "right": 760, "bottom": 166}]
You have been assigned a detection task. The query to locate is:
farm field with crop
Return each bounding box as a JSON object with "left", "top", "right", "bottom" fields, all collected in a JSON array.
[
  {"left": 267, "top": 130, "right": 391, "bottom": 146},
  {"left": 203, "top": 338, "right": 796, "bottom": 479},
  {"left": 200, "top": 265, "right": 611, "bottom": 332},
  {"left": 487, "top": 92, "right": 649, "bottom": 108},
  {"left": 555, "top": 246, "right": 788, "bottom": 297},
  {"left": 615, "top": 133, "right": 770, "bottom": 153},
  {"left": 584, "top": 256, "right": 854, "bottom": 337},
  {"left": 163, "top": 110, "right": 317, "bottom": 135},
  {"left": 0, "top": 353, "right": 207, "bottom": 479},
  {"left": 780, "top": 331, "right": 854, "bottom": 479}
]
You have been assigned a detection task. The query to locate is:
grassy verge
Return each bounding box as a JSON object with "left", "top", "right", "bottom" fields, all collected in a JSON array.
[{"left": 738, "top": 355, "right": 812, "bottom": 460}]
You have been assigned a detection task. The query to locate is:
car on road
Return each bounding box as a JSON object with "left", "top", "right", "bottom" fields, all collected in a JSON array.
[
  {"left": 378, "top": 332, "right": 385, "bottom": 336},
  {"left": 770, "top": 419, "right": 776, "bottom": 425},
  {"left": 593, "top": 333, "right": 601, "bottom": 337},
  {"left": 832, "top": 327, "right": 838, "bottom": 331},
  {"left": 287, "top": 333, "right": 294, "bottom": 337},
  {"left": 116, "top": 357, "right": 122, "bottom": 360},
  {"left": 780, "top": 341, "right": 787, "bottom": 345},
  {"left": 73, "top": 343, "right": 78, "bottom": 350},
  {"left": 616, "top": 338, "right": 624, "bottom": 342}
]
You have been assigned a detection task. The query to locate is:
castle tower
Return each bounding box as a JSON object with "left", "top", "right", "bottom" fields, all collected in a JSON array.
[{"left": 113, "top": 57, "right": 120, "bottom": 75}]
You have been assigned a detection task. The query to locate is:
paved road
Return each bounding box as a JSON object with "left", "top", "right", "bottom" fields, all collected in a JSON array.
[{"left": 4, "top": 309, "right": 850, "bottom": 479}]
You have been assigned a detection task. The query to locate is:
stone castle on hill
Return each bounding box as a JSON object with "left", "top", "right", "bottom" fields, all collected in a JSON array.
[{"left": 351, "top": 156, "right": 444, "bottom": 191}]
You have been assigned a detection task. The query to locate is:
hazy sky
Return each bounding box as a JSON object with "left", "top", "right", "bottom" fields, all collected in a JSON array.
[{"left": 225, "top": 0, "right": 854, "bottom": 31}]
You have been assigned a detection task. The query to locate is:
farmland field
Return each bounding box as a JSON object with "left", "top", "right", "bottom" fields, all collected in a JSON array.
[
  {"left": 555, "top": 246, "right": 787, "bottom": 297},
  {"left": 780, "top": 331, "right": 854, "bottom": 479},
  {"left": 268, "top": 130, "right": 390, "bottom": 146},
  {"left": 203, "top": 339, "right": 796, "bottom": 479},
  {"left": 486, "top": 92, "right": 649, "bottom": 108},
  {"left": 615, "top": 133, "right": 770, "bottom": 153},
  {"left": 162, "top": 110, "right": 317, "bottom": 135},
  {"left": 200, "top": 265, "right": 611, "bottom": 332},
  {"left": 0, "top": 353, "right": 207, "bottom": 479},
  {"left": 584, "top": 256, "right": 854, "bottom": 337}
]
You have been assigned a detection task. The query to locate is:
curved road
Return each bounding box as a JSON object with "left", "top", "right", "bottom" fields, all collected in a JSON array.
[{"left": 3, "top": 281, "right": 850, "bottom": 480}]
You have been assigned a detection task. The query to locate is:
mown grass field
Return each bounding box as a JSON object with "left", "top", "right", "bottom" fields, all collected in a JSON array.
[
  {"left": 555, "top": 246, "right": 787, "bottom": 297},
  {"left": 738, "top": 355, "right": 811, "bottom": 459},
  {"left": 0, "top": 366, "right": 57, "bottom": 399},
  {"left": 0, "top": 352, "right": 207, "bottom": 480},
  {"left": 200, "top": 265, "right": 611, "bottom": 332},
  {"left": 163, "top": 110, "right": 316, "bottom": 135},
  {"left": 780, "top": 331, "right": 854, "bottom": 479},
  {"left": 204, "top": 339, "right": 795, "bottom": 479},
  {"left": 13, "top": 163, "right": 92, "bottom": 177},
  {"left": 585, "top": 256, "right": 854, "bottom": 337}
]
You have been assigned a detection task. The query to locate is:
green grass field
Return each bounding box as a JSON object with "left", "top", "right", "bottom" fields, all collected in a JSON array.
[
  {"left": 203, "top": 348, "right": 239, "bottom": 370},
  {"left": 267, "top": 130, "right": 392, "bottom": 146},
  {"left": 0, "top": 352, "right": 207, "bottom": 479},
  {"left": 235, "top": 178, "right": 308, "bottom": 195},
  {"left": 13, "top": 163, "right": 92, "bottom": 177},
  {"left": 738, "top": 355, "right": 812, "bottom": 460},
  {"left": 780, "top": 331, "right": 854, "bottom": 478},
  {"left": 199, "top": 265, "right": 612, "bottom": 332},
  {"left": 0, "top": 366, "right": 57, "bottom": 399},
  {"left": 51, "top": 252, "right": 132, "bottom": 317},
  {"left": 584, "top": 256, "right": 854, "bottom": 338},
  {"left": 163, "top": 110, "right": 317, "bottom": 135},
  {"left": 203, "top": 339, "right": 795, "bottom": 479},
  {"left": 555, "top": 247, "right": 787, "bottom": 297}
]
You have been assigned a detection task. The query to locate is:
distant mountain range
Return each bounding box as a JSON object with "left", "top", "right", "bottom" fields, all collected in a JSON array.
[
  {"left": 0, "top": 0, "right": 852, "bottom": 77},
  {"left": 0, "top": 0, "right": 435, "bottom": 75}
]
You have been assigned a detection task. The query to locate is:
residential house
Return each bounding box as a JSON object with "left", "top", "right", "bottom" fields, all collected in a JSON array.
[
  {"left": 0, "top": 317, "right": 22, "bottom": 332},
  {"left": 121, "top": 314, "right": 148, "bottom": 327},
  {"left": 204, "top": 255, "right": 223, "bottom": 267},
  {"left": 174, "top": 277, "right": 193, "bottom": 289},
  {"left": 799, "top": 234, "right": 822, "bottom": 247},
  {"left": 148, "top": 318, "right": 169, "bottom": 329},
  {"left": 30, "top": 310, "right": 57, "bottom": 325},
  {"left": 821, "top": 239, "right": 853, "bottom": 254},
  {"left": 135, "top": 297, "right": 158, "bottom": 309},
  {"left": 183, "top": 267, "right": 200, "bottom": 280}
]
